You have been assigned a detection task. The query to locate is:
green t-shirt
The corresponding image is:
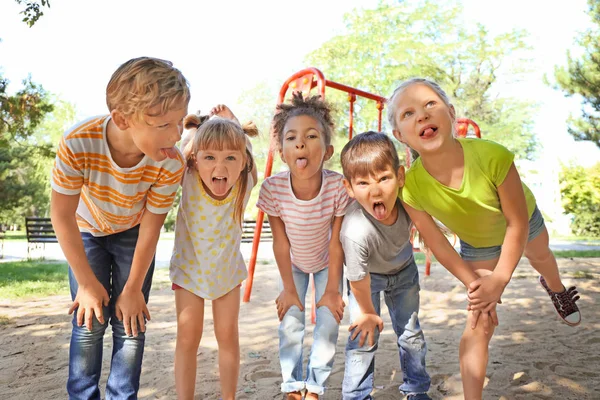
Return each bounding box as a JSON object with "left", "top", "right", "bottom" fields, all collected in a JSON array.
[{"left": 401, "top": 138, "right": 537, "bottom": 248}]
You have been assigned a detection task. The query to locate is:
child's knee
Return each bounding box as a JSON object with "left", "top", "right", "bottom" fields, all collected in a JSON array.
[
  {"left": 177, "top": 325, "right": 203, "bottom": 349},
  {"left": 461, "top": 321, "right": 493, "bottom": 344}
]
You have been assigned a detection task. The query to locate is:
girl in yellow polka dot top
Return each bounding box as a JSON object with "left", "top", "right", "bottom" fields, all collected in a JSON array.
[{"left": 169, "top": 104, "right": 258, "bottom": 400}]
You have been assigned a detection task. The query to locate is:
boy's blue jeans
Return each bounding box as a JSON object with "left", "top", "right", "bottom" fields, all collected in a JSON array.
[
  {"left": 67, "top": 225, "right": 155, "bottom": 400},
  {"left": 342, "top": 261, "right": 431, "bottom": 400},
  {"left": 279, "top": 266, "right": 342, "bottom": 395}
]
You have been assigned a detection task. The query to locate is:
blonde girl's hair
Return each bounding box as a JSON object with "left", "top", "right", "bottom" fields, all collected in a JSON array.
[
  {"left": 182, "top": 113, "right": 258, "bottom": 225},
  {"left": 106, "top": 57, "right": 190, "bottom": 121}
]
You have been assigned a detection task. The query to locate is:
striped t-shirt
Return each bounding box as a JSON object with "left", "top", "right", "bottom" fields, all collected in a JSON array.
[
  {"left": 256, "top": 169, "right": 352, "bottom": 273},
  {"left": 51, "top": 115, "right": 185, "bottom": 236}
]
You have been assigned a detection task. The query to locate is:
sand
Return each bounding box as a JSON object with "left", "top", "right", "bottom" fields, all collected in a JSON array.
[{"left": 1, "top": 256, "right": 598, "bottom": 399}]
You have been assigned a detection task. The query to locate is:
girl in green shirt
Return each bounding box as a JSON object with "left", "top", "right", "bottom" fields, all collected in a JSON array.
[{"left": 387, "top": 78, "right": 581, "bottom": 400}]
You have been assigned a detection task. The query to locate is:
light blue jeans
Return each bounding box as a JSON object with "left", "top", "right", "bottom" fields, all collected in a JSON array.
[
  {"left": 279, "top": 266, "right": 342, "bottom": 395},
  {"left": 67, "top": 225, "right": 155, "bottom": 400},
  {"left": 342, "top": 261, "right": 431, "bottom": 400}
]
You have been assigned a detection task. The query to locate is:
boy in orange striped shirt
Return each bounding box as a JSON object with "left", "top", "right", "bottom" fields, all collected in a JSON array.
[{"left": 50, "top": 57, "right": 189, "bottom": 399}]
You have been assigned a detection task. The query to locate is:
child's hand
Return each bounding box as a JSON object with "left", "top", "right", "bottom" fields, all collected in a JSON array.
[
  {"left": 467, "top": 273, "right": 507, "bottom": 307},
  {"left": 275, "top": 289, "right": 304, "bottom": 321},
  {"left": 470, "top": 301, "right": 499, "bottom": 334},
  {"left": 316, "top": 290, "right": 345, "bottom": 323},
  {"left": 349, "top": 313, "right": 384, "bottom": 347},
  {"left": 115, "top": 286, "right": 151, "bottom": 337},
  {"left": 210, "top": 104, "right": 240, "bottom": 125},
  {"left": 68, "top": 280, "right": 109, "bottom": 331}
]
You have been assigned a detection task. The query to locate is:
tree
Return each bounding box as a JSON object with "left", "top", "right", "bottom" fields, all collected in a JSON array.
[
  {"left": 14, "top": 0, "right": 50, "bottom": 27},
  {"left": 0, "top": 72, "right": 57, "bottom": 225},
  {"left": 560, "top": 162, "right": 600, "bottom": 237},
  {"left": 553, "top": 0, "right": 600, "bottom": 148},
  {"left": 305, "top": 0, "right": 538, "bottom": 160}
]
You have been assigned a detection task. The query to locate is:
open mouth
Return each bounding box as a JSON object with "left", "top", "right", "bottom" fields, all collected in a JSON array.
[
  {"left": 373, "top": 201, "right": 387, "bottom": 220},
  {"left": 295, "top": 157, "right": 308, "bottom": 169},
  {"left": 419, "top": 125, "right": 438, "bottom": 139},
  {"left": 212, "top": 176, "right": 228, "bottom": 195}
]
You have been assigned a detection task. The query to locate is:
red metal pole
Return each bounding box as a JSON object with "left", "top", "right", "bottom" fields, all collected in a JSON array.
[
  {"left": 348, "top": 93, "right": 356, "bottom": 139},
  {"left": 377, "top": 102, "right": 384, "bottom": 132}
]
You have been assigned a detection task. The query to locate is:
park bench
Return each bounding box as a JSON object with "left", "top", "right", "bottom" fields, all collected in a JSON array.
[
  {"left": 25, "top": 217, "right": 58, "bottom": 258},
  {"left": 241, "top": 219, "right": 272, "bottom": 243}
]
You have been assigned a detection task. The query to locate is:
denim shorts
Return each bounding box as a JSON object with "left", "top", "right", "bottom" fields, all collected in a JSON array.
[{"left": 459, "top": 206, "right": 545, "bottom": 262}]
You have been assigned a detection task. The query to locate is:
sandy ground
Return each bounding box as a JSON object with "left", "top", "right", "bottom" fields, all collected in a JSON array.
[{"left": 0, "top": 256, "right": 599, "bottom": 400}]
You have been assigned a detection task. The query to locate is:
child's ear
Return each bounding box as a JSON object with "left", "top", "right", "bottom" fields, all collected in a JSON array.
[
  {"left": 392, "top": 129, "right": 404, "bottom": 143},
  {"left": 323, "top": 144, "right": 334, "bottom": 161},
  {"left": 111, "top": 109, "right": 130, "bottom": 130},
  {"left": 397, "top": 165, "right": 406, "bottom": 188},
  {"left": 279, "top": 149, "right": 287, "bottom": 164},
  {"left": 342, "top": 178, "right": 355, "bottom": 198},
  {"left": 449, "top": 104, "right": 456, "bottom": 121}
]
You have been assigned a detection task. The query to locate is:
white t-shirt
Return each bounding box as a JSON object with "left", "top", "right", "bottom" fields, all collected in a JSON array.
[{"left": 170, "top": 169, "right": 254, "bottom": 300}]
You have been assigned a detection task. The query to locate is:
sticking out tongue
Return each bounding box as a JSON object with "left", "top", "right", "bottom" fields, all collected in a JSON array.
[
  {"left": 161, "top": 148, "right": 178, "bottom": 159},
  {"left": 373, "top": 203, "right": 386, "bottom": 220},
  {"left": 421, "top": 128, "right": 435, "bottom": 138},
  {"left": 296, "top": 158, "right": 308, "bottom": 169},
  {"left": 212, "top": 177, "right": 228, "bottom": 195}
]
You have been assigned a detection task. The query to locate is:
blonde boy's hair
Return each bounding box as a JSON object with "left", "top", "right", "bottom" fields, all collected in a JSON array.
[
  {"left": 183, "top": 113, "right": 258, "bottom": 225},
  {"left": 106, "top": 57, "right": 190, "bottom": 120},
  {"left": 340, "top": 131, "right": 400, "bottom": 182}
]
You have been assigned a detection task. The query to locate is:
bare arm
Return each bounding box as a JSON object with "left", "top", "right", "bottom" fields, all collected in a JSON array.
[
  {"left": 269, "top": 215, "right": 294, "bottom": 291},
  {"left": 349, "top": 275, "right": 377, "bottom": 315},
  {"left": 268, "top": 215, "right": 304, "bottom": 320},
  {"left": 494, "top": 163, "right": 529, "bottom": 282},
  {"left": 115, "top": 209, "right": 167, "bottom": 336},
  {"left": 51, "top": 190, "right": 109, "bottom": 328},
  {"left": 403, "top": 201, "right": 479, "bottom": 287},
  {"left": 348, "top": 275, "right": 384, "bottom": 347},
  {"left": 316, "top": 216, "right": 346, "bottom": 323},
  {"left": 51, "top": 190, "right": 96, "bottom": 286},
  {"left": 325, "top": 216, "right": 344, "bottom": 292},
  {"left": 467, "top": 163, "right": 530, "bottom": 306}
]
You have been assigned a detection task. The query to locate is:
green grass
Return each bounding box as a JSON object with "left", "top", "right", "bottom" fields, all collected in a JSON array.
[
  {"left": 0, "top": 260, "right": 70, "bottom": 299},
  {"left": 552, "top": 250, "right": 600, "bottom": 258},
  {"left": 2, "top": 230, "right": 27, "bottom": 242},
  {"left": 0, "top": 315, "right": 10, "bottom": 325}
]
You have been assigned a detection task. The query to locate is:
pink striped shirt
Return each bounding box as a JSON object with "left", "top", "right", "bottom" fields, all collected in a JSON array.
[{"left": 256, "top": 169, "right": 351, "bottom": 273}]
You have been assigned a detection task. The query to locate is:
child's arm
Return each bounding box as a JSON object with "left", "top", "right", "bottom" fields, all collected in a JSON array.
[
  {"left": 316, "top": 216, "right": 345, "bottom": 323},
  {"left": 403, "top": 202, "right": 480, "bottom": 287},
  {"left": 468, "top": 164, "right": 529, "bottom": 306},
  {"left": 268, "top": 215, "right": 304, "bottom": 320},
  {"left": 348, "top": 276, "right": 384, "bottom": 347},
  {"left": 51, "top": 191, "right": 109, "bottom": 330},
  {"left": 114, "top": 210, "right": 166, "bottom": 337},
  {"left": 210, "top": 104, "right": 240, "bottom": 125}
]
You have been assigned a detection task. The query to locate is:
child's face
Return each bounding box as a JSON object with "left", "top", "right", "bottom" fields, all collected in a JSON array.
[
  {"left": 129, "top": 103, "right": 188, "bottom": 162},
  {"left": 194, "top": 148, "right": 246, "bottom": 200},
  {"left": 391, "top": 83, "right": 455, "bottom": 156},
  {"left": 344, "top": 165, "right": 405, "bottom": 226},
  {"left": 280, "top": 115, "right": 333, "bottom": 181}
]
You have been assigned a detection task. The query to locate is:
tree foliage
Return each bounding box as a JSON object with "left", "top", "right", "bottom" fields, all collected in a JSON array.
[
  {"left": 553, "top": 0, "right": 600, "bottom": 148},
  {"left": 559, "top": 163, "right": 600, "bottom": 237},
  {"left": 0, "top": 73, "right": 65, "bottom": 225},
  {"left": 14, "top": 0, "right": 50, "bottom": 27},
  {"left": 305, "top": 0, "right": 538, "bottom": 160}
]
